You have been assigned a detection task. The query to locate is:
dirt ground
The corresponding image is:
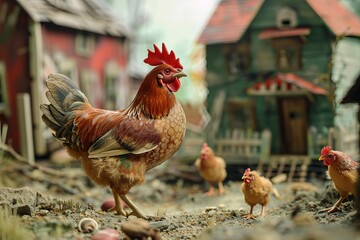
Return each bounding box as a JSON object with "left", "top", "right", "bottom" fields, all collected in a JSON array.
[{"left": 0, "top": 155, "right": 360, "bottom": 240}]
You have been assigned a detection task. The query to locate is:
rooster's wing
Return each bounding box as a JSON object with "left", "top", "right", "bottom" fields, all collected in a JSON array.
[{"left": 87, "top": 116, "right": 161, "bottom": 158}]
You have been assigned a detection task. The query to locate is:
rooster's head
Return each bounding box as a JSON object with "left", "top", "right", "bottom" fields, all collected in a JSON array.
[
  {"left": 144, "top": 43, "right": 186, "bottom": 92},
  {"left": 319, "top": 146, "right": 336, "bottom": 166},
  {"left": 130, "top": 43, "right": 187, "bottom": 119},
  {"left": 242, "top": 168, "right": 254, "bottom": 184},
  {"left": 200, "top": 143, "right": 209, "bottom": 160}
]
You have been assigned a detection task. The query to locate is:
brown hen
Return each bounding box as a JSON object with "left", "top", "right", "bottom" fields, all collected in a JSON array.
[
  {"left": 195, "top": 143, "right": 227, "bottom": 196},
  {"left": 319, "top": 146, "right": 359, "bottom": 213},
  {"left": 241, "top": 168, "right": 272, "bottom": 219}
]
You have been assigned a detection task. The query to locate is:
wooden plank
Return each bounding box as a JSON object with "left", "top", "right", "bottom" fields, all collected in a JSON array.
[
  {"left": 29, "top": 21, "right": 46, "bottom": 156},
  {"left": 265, "top": 155, "right": 310, "bottom": 182},
  {"left": 16, "top": 93, "right": 35, "bottom": 164}
]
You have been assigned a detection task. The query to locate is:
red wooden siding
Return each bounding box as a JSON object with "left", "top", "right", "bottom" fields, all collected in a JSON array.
[{"left": 0, "top": 2, "right": 31, "bottom": 152}]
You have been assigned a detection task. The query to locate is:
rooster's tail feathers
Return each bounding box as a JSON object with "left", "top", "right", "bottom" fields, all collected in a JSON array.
[
  {"left": 45, "top": 73, "right": 88, "bottom": 112},
  {"left": 40, "top": 73, "right": 89, "bottom": 139}
]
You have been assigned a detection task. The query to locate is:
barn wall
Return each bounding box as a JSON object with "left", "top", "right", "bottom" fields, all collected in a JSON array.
[
  {"left": 0, "top": 1, "right": 31, "bottom": 152},
  {"left": 41, "top": 25, "right": 129, "bottom": 108}
]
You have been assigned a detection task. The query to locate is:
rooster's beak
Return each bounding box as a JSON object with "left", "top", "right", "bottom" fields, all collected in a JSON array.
[
  {"left": 319, "top": 156, "right": 325, "bottom": 161},
  {"left": 242, "top": 176, "right": 246, "bottom": 180},
  {"left": 173, "top": 71, "right": 187, "bottom": 79}
]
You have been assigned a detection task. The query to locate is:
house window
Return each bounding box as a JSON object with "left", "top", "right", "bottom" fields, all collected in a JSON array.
[
  {"left": 58, "top": 58, "right": 78, "bottom": 85},
  {"left": 0, "top": 62, "right": 10, "bottom": 116},
  {"left": 272, "top": 38, "right": 302, "bottom": 70},
  {"left": 75, "top": 33, "right": 95, "bottom": 57},
  {"left": 276, "top": 6, "right": 297, "bottom": 29},
  {"left": 104, "top": 61, "right": 119, "bottom": 110},
  {"left": 80, "top": 70, "right": 99, "bottom": 106},
  {"left": 223, "top": 42, "right": 250, "bottom": 75}
]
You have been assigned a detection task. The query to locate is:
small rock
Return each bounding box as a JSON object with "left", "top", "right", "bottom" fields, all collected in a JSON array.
[
  {"left": 149, "top": 219, "right": 170, "bottom": 230},
  {"left": 121, "top": 218, "right": 162, "bottom": 240},
  {"left": 91, "top": 228, "right": 119, "bottom": 240},
  {"left": 101, "top": 198, "right": 115, "bottom": 212},
  {"left": 207, "top": 210, "right": 217, "bottom": 216},
  {"left": 38, "top": 209, "right": 49, "bottom": 216},
  {"left": 218, "top": 203, "right": 226, "bottom": 209},
  {"left": 205, "top": 207, "right": 217, "bottom": 213},
  {"left": 0, "top": 187, "right": 39, "bottom": 216}
]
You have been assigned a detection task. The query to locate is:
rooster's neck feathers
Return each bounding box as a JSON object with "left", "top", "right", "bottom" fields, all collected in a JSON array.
[
  {"left": 330, "top": 150, "right": 359, "bottom": 171},
  {"left": 127, "top": 69, "right": 176, "bottom": 119}
]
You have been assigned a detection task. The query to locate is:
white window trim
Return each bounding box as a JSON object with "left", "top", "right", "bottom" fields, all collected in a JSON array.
[
  {"left": 104, "top": 61, "right": 119, "bottom": 110},
  {"left": 59, "top": 58, "right": 78, "bottom": 85},
  {"left": 80, "top": 70, "right": 99, "bottom": 106},
  {"left": 0, "top": 62, "right": 10, "bottom": 116},
  {"left": 75, "top": 33, "right": 95, "bottom": 57}
]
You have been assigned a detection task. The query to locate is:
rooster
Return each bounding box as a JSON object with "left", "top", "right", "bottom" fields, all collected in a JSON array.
[
  {"left": 194, "top": 143, "right": 227, "bottom": 196},
  {"left": 241, "top": 168, "right": 272, "bottom": 219},
  {"left": 318, "top": 146, "right": 359, "bottom": 213},
  {"left": 40, "top": 43, "right": 187, "bottom": 219}
]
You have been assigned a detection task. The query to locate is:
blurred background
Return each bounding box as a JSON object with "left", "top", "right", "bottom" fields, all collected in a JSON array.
[{"left": 0, "top": 0, "right": 360, "bottom": 180}]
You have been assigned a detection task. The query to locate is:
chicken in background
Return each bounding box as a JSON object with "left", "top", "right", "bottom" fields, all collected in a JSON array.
[
  {"left": 40, "top": 43, "right": 187, "bottom": 219},
  {"left": 241, "top": 168, "right": 273, "bottom": 219},
  {"left": 318, "top": 146, "right": 359, "bottom": 213},
  {"left": 194, "top": 143, "right": 227, "bottom": 196}
]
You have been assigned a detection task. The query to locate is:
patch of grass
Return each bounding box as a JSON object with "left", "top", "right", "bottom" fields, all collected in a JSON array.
[{"left": 0, "top": 207, "right": 34, "bottom": 240}]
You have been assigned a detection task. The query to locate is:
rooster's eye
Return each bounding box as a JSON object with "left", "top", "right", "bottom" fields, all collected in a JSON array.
[{"left": 164, "top": 68, "right": 171, "bottom": 75}]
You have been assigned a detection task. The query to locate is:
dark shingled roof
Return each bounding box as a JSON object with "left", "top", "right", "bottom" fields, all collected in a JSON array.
[
  {"left": 199, "top": 0, "right": 360, "bottom": 44},
  {"left": 17, "top": 0, "right": 130, "bottom": 38}
]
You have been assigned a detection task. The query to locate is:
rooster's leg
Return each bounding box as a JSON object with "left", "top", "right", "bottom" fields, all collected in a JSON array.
[
  {"left": 244, "top": 206, "right": 255, "bottom": 219},
  {"left": 218, "top": 182, "right": 225, "bottom": 195},
  {"left": 109, "top": 188, "right": 127, "bottom": 216},
  {"left": 120, "top": 194, "right": 147, "bottom": 219},
  {"left": 260, "top": 205, "right": 266, "bottom": 217},
  {"left": 205, "top": 183, "right": 215, "bottom": 196},
  {"left": 319, "top": 195, "right": 346, "bottom": 213}
]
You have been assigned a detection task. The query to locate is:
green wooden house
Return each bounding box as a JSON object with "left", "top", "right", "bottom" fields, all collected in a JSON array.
[{"left": 198, "top": 0, "right": 360, "bottom": 158}]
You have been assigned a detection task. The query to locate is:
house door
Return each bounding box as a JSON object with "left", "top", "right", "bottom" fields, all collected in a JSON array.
[{"left": 278, "top": 97, "right": 308, "bottom": 155}]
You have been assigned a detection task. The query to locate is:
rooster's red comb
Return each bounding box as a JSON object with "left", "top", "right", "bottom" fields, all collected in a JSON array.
[
  {"left": 321, "top": 146, "right": 331, "bottom": 156},
  {"left": 244, "top": 168, "right": 251, "bottom": 175},
  {"left": 144, "top": 43, "right": 183, "bottom": 69}
]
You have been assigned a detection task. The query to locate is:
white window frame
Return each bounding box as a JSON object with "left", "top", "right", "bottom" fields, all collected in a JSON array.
[
  {"left": 0, "top": 62, "right": 10, "bottom": 116},
  {"left": 75, "top": 33, "right": 95, "bottom": 57},
  {"left": 104, "top": 61, "right": 119, "bottom": 110},
  {"left": 80, "top": 70, "right": 99, "bottom": 106},
  {"left": 58, "top": 58, "right": 78, "bottom": 85}
]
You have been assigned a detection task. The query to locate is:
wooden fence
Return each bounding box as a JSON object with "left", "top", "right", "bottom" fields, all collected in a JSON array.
[
  {"left": 308, "top": 125, "right": 359, "bottom": 161},
  {"left": 214, "top": 129, "right": 271, "bottom": 164},
  {"left": 178, "top": 125, "right": 358, "bottom": 182}
]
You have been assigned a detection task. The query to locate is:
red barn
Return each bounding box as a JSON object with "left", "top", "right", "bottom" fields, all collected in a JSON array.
[{"left": 0, "top": 0, "right": 130, "bottom": 161}]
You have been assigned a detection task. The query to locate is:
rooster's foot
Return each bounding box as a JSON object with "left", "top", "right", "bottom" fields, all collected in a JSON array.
[
  {"left": 108, "top": 206, "right": 127, "bottom": 217},
  {"left": 319, "top": 206, "right": 340, "bottom": 213},
  {"left": 218, "top": 190, "right": 225, "bottom": 195},
  {"left": 242, "top": 213, "right": 256, "bottom": 219},
  {"left": 205, "top": 191, "right": 216, "bottom": 196}
]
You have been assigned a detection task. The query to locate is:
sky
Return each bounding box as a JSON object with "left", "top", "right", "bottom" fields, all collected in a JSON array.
[{"left": 107, "top": 0, "right": 221, "bottom": 105}]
